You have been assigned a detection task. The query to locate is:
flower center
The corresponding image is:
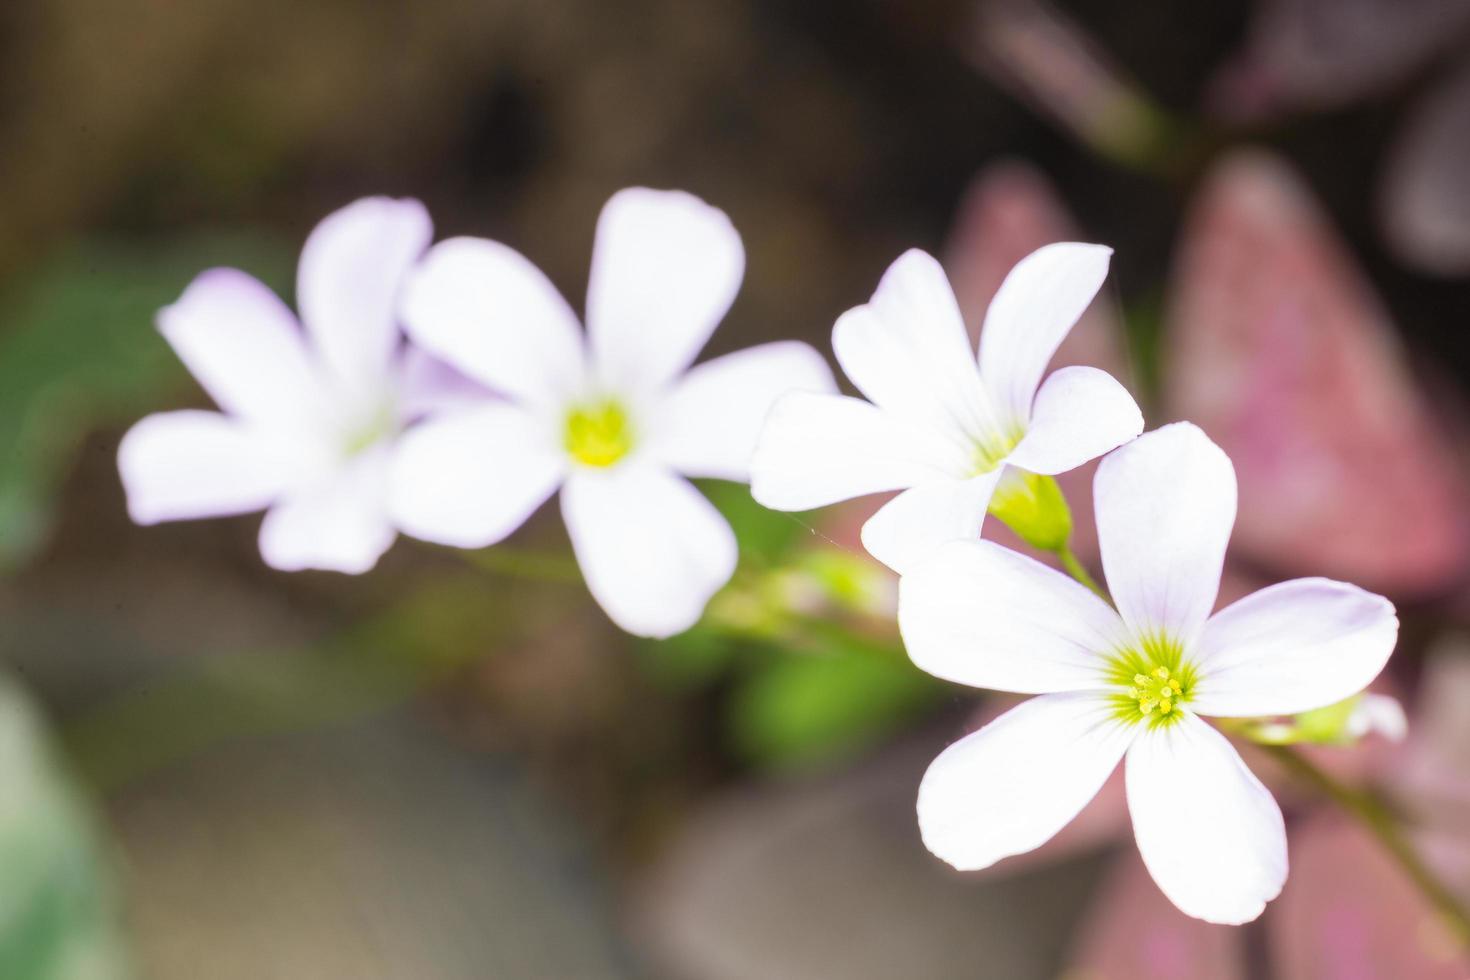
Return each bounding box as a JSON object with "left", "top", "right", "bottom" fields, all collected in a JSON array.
[
  {"left": 1105, "top": 634, "right": 1197, "bottom": 728},
  {"left": 970, "top": 428, "right": 1023, "bottom": 475},
  {"left": 342, "top": 400, "right": 397, "bottom": 458},
  {"left": 565, "top": 399, "right": 634, "bottom": 468}
]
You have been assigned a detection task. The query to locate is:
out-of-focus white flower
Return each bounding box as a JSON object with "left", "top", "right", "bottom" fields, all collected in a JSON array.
[
  {"left": 389, "top": 188, "right": 835, "bottom": 638},
  {"left": 898, "top": 422, "right": 1399, "bottom": 924},
  {"left": 1347, "top": 693, "right": 1408, "bottom": 742},
  {"left": 749, "top": 244, "right": 1142, "bottom": 573},
  {"left": 118, "top": 197, "right": 455, "bottom": 573}
]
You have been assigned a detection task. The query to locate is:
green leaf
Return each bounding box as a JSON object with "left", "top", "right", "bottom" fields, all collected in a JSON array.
[
  {"left": 0, "top": 675, "right": 132, "bottom": 979},
  {"left": 696, "top": 480, "right": 806, "bottom": 566},
  {"left": 0, "top": 233, "right": 293, "bottom": 570},
  {"left": 729, "top": 640, "right": 940, "bottom": 770}
]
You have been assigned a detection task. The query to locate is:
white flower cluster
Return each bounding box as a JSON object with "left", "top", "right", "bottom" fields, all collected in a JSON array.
[{"left": 120, "top": 189, "right": 1399, "bottom": 924}]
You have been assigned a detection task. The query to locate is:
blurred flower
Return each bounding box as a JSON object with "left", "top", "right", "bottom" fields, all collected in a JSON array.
[
  {"left": 751, "top": 244, "right": 1141, "bottom": 574},
  {"left": 118, "top": 197, "right": 445, "bottom": 573},
  {"left": 1166, "top": 151, "right": 1470, "bottom": 596},
  {"left": 1209, "top": 0, "right": 1470, "bottom": 276},
  {"left": 390, "top": 187, "right": 834, "bottom": 638},
  {"left": 1379, "top": 54, "right": 1470, "bottom": 277},
  {"left": 898, "top": 422, "right": 1399, "bottom": 923}
]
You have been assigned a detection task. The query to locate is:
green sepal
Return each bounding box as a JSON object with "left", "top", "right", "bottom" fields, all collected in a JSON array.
[
  {"left": 988, "top": 471, "right": 1073, "bottom": 552},
  {"left": 1233, "top": 694, "right": 1363, "bottom": 746}
]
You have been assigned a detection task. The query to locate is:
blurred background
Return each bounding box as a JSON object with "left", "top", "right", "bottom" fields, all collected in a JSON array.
[{"left": 3, "top": 0, "right": 1470, "bottom": 976}]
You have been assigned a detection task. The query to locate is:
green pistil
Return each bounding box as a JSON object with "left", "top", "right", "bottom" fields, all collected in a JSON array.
[
  {"left": 565, "top": 399, "right": 633, "bottom": 468},
  {"left": 970, "top": 427, "right": 1023, "bottom": 475},
  {"left": 1105, "top": 632, "right": 1198, "bottom": 729},
  {"left": 343, "top": 403, "right": 396, "bottom": 458}
]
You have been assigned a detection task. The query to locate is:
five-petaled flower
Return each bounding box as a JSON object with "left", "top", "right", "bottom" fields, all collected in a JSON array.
[
  {"left": 898, "top": 422, "right": 1399, "bottom": 924},
  {"left": 118, "top": 197, "right": 469, "bottom": 573},
  {"left": 749, "top": 244, "right": 1144, "bottom": 573},
  {"left": 387, "top": 188, "right": 835, "bottom": 638}
]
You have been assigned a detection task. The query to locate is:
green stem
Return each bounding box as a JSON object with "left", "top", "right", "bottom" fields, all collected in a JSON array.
[
  {"left": 1056, "top": 544, "right": 1108, "bottom": 601},
  {"left": 1262, "top": 744, "right": 1470, "bottom": 945}
]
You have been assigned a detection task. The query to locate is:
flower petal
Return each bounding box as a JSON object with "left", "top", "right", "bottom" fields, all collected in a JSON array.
[
  {"left": 651, "top": 341, "right": 835, "bottom": 481},
  {"left": 400, "top": 237, "right": 587, "bottom": 408},
  {"left": 860, "top": 473, "right": 1001, "bottom": 575},
  {"left": 586, "top": 188, "right": 744, "bottom": 393},
  {"left": 257, "top": 446, "right": 396, "bottom": 574},
  {"left": 562, "top": 463, "right": 737, "bottom": 638},
  {"left": 918, "top": 692, "right": 1134, "bottom": 871},
  {"left": 387, "top": 402, "right": 565, "bottom": 548},
  {"left": 978, "top": 242, "right": 1112, "bottom": 427},
  {"left": 297, "top": 197, "right": 432, "bottom": 392},
  {"left": 1004, "top": 365, "right": 1142, "bottom": 475},
  {"left": 1191, "top": 578, "right": 1398, "bottom": 718},
  {"left": 395, "top": 346, "right": 494, "bottom": 421},
  {"left": 750, "top": 391, "right": 966, "bottom": 511},
  {"left": 157, "top": 268, "right": 324, "bottom": 425},
  {"left": 1126, "top": 713, "right": 1286, "bottom": 925},
  {"left": 118, "top": 410, "right": 298, "bottom": 523},
  {"left": 1095, "top": 422, "right": 1237, "bottom": 645},
  {"left": 899, "top": 539, "right": 1124, "bottom": 693},
  {"left": 832, "top": 249, "right": 1003, "bottom": 445}
]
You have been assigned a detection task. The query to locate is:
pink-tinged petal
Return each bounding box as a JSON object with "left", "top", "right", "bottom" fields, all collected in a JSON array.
[
  {"left": 118, "top": 410, "right": 297, "bottom": 523},
  {"left": 1272, "top": 815, "right": 1470, "bottom": 979},
  {"left": 562, "top": 463, "right": 736, "bottom": 638},
  {"left": 1095, "top": 422, "right": 1236, "bottom": 645},
  {"left": 978, "top": 242, "right": 1112, "bottom": 429},
  {"left": 831, "top": 249, "right": 1000, "bottom": 445},
  {"left": 1165, "top": 151, "right": 1470, "bottom": 596},
  {"left": 297, "top": 197, "right": 431, "bottom": 392},
  {"left": 387, "top": 402, "right": 564, "bottom": 549},
  {"left": 749, "top": 391, "right": 966, "bottom": 511},
  {"left": 586, "top": 188, "right": 743, "bottom": 394},
  {"left": 918, "top": 692, "right": 1133, "bottom": 871},
  {"left": 1381, "top": 55, "right": 1470, "bottom": 277},
  {"left": 899, "top": 540, "right": 1124, "bottom": 694},
  {"left": 860, "top": 473, "right": 1001, "bottom": 575},
  {"left": 943, "top": 163, "right": 1137, "bottom": 568},
  {"left": 400, "top": 237, "right": 587, "bottom": 409},
  {"left": 394, "top": 346, "right": 494, "bottom": 421},
  {"left": 1004, "top": 365, "right": 1142, "bottom": 475},
  {"left": 1126, "top": 715, "right": 1286, "bottom": 925},
  {"left": 1193, "top": 578, "right": 1398, "bottom": 718},
  {"left": 652, "top": 341, "right": 835, "bottom": 482},
  {"left": 157, "top": 268, "right": 324, "bottom": 425},
  {"left": 257, "top": 445, "right": 396, "bottom": 574},
  {"left": 1064, "top": 850, "right": 1246, "bottom": 980}
]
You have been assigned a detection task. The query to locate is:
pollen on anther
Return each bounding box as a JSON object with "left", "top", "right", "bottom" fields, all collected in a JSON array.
[
  {"left": 1160, "top": 700, "right": 1173, "bottom": 714},
  {"left": 1153, "top": 667, "right": 1170, "bottom": 681},
  {"left": 1133, "top": 673, "right": 1149, "bottom": 686}
]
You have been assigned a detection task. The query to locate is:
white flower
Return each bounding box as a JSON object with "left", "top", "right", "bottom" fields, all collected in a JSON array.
[
  {"left": 388, "top": 188, "right": 835, "bottom": 638},
  {"left": 750, "top": 244, "right": 1143, "bottom": 573},
  {"left": 118, "top": 197, "right": 453, "bottom": 573},
  {"left": 898, "top": 422, "right": 1399, "bottom": 924},
  {"left": 1348, "top": 693, "right": 1407, "bottom": 742}
]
